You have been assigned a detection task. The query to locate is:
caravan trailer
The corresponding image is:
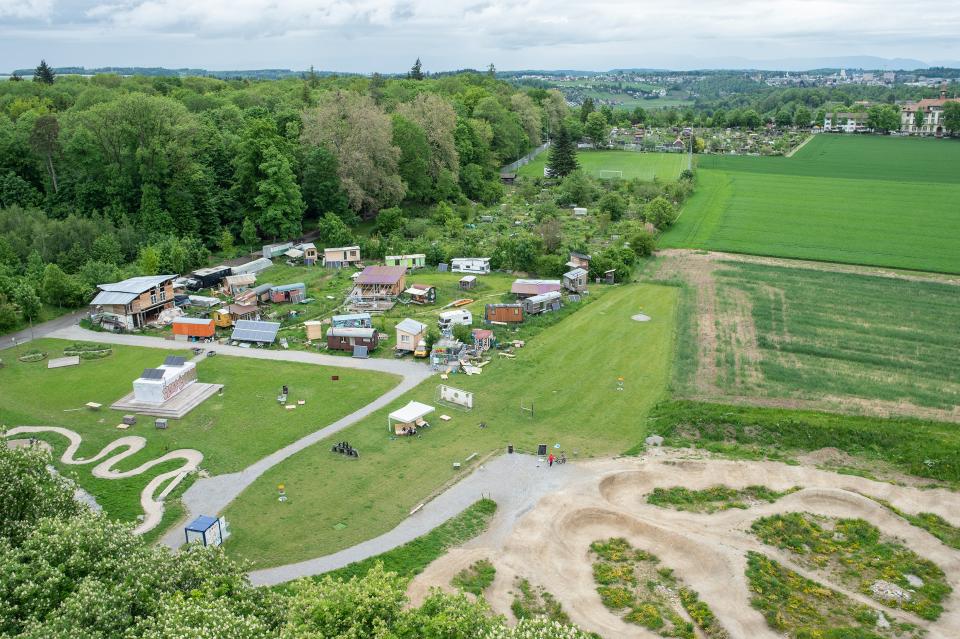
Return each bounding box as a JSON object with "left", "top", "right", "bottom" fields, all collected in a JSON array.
[
  {"left": 450, "top": 258, "right": 491, "bottom": 275},
  {"left": 438, "top": 309, "right": 473, "bottom": 332}
]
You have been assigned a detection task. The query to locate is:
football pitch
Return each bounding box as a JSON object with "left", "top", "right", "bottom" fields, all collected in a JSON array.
[{"left": 661, "top": 135, "right": 960, "bottom": 274}]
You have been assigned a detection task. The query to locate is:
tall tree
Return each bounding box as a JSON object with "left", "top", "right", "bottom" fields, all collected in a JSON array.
[
  {"left": 392, "top": 115, "right": 433, "bottom": 203},
  {"left": 240, "top": 217, "right": 258, "bottom": 249},
  {"left": 942, "top": 102, "right": 960, "bottom": 134},
  {"left": 29, "top": 114, "right": 60, "bottom": 193},
  {"left": 301, "top": 146, "right": 350, "bottom": 220},
  {"left": 487, "top": 63, "right": 496, "bottom": 78},
  {"left": 585, "top": 111, "right": 609, "bottom": 148},
  {"left": 33, "top": 60, "right": 55, "bottom": 84},
  {"left": 396, "top": 93, "right": 460, "bottom": 182},
  {"left": 914, "top": 108, "right": 925, "bottom": 129},
  {"left": 252, "top": 145, "right": 304, "bottom": 240},
  {"left": 545, "top": 125, "right": 578, "bottom": 178},
  {"left": 579, "top": 97, "right": 595, "bottom": 123},
  {"left": 409, "top": 58, "right": 424, "bottom": 81}
]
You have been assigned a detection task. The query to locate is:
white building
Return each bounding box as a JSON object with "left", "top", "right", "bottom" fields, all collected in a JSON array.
[
  {"left": 451, "top": 257, "right": 491, "bottom": 275},
  {"left": 132, "top": 356, "right": 198, "bottom": 404},
  {"left": 823, "top": 112, "right": 869, "bottom": 133},
  {"left": 900, "top": 87, "right": 960, "bottom": 136}
]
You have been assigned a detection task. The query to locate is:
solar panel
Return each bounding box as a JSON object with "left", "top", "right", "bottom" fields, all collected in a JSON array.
[
  {"left": 163, "top": 355, "right": 186, "bottom": 367},
  {"left": 231, "top": 320, "right": 280, "bottom": 343},
  {"left": 140, "top": 368, "right": 165, "bottom": 380}
]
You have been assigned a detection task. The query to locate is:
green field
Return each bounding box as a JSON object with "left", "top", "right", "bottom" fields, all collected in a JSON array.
[
  {"left": 518, "top": 150, "right": 688, "bottom": 181},
  {"left": 662, "top": 135, "right": 960, "bottom": 273},
  {"left": 0, "top": 340, "right": 398, "bottom": 524},
  {"left": 224, "top": 283, "right": 678, "bottom": 567},
  {"left": 673, "top": 261, "right": 960, "bottom": 414}
]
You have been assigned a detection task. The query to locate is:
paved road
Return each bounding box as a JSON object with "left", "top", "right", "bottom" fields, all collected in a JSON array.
[
  {"left": 46, "top": 325, "right": 434, "bottom": 549},
  {"left": 249, "top": 453, "right": 589, "bottom": 585},
  {"left": 0, "top": 309, "right": 88, "bottom": 351}
]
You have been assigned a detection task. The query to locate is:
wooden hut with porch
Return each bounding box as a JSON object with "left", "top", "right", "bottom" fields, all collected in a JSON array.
[{"left": 348, "top": 266, "right": 407, "bottom": 311}]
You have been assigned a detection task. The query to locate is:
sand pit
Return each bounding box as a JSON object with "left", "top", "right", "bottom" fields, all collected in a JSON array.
[
  {"left": 4, "top": 426, "right": 202, "bottom": 534},
  {"left": 407, "top": 452, "right": 960, "bottom": 638},
  {"left": 631, "top": 313, "right": 651, "bottom": 322}
]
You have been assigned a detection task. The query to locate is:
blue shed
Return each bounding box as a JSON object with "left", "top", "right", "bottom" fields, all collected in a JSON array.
[{"left": 184, "top": 515, "right": 228, "bottom": 547}]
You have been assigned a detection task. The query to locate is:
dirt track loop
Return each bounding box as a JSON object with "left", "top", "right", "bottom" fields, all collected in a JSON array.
[{"left": 408, "top": 450, "right": 960, "bottom": 639}]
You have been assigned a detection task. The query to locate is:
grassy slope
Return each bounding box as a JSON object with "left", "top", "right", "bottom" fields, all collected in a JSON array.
[
  {"left": 518, "top": 150, "right": 687, "bottom": 181},
  {"left": 0, "top": 339, "right": 399, "bottom": 521},
  {"left": 224, "top": 283, "right": 678, "bottom": 567},
  {"left": 662, "top": 136, "right": 960, "bottom": 273}
]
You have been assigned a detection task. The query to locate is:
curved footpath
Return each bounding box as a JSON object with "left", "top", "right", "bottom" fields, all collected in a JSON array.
[
  {"left": 248, "top": 453, "right": 586, "bottom": 586},
  {"left": 45, "top": 326, "right": 434, "bottom": 549}
]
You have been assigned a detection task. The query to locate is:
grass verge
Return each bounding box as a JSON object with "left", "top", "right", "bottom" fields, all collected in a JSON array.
[{"left": 647, "top": 485, "right": 799, "bottom": 513}]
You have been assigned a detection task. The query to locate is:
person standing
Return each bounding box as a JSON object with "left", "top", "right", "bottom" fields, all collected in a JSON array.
[{"left": 548, "top": 453, "right": 555, "bottom": 467}]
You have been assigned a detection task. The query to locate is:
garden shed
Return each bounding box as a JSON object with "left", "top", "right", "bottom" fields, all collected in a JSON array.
[
  {"left": 563, "top": 268, "right": 588, "bottom": 293},
  {"left": 388, "top": 401, "right": 435, "bottom": 434},
  {"left": 304, "top": 320, "right": 324, "bottom": 341},
  {"left": 270, "top": 283, "right": 306, "bottom": 303},
  {"left": 404, "top": 284, "right": 436, "bottom": 304},
  {"left": 472, "top": 328, "right": 494, "bottom": 352},
  {"left": 484, "top": 303, "right": 524, "bottom": 324},
  {"left": 522, "top": 291, "right": 562, "bottom": 315},
  {"left": 301, "top": 243, "right": 318, "bottom": 265},
  {"left": 222, "top": 274, "right": 256, "bottom": 296},
  {"left": 172, "top": 317, "right": 215, "bottom": 340},
  {"left": 459, "top": 276, "right": 476, "bottom": 290},
  {"left": 395, "top": 318, "right": 427, "bottom": 354}
]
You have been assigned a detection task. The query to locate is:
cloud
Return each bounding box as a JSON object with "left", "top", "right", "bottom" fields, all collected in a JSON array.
[{"left": 0, "top": 0, "right": 54, "bottom": 19}]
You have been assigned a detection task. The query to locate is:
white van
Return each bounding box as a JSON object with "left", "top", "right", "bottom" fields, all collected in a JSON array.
[{"left": 438, "top": 309, "right": 473, "bottom": 331}]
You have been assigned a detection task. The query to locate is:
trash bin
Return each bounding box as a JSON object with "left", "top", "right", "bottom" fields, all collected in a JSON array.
[{"left": 507, "top": 444, "right": 514, "bottom": 454}]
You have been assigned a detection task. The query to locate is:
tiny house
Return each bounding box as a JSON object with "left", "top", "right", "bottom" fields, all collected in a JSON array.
[
  {"left": 395, "top": 318, "right": 427, "bottom": 354},
  {"left": 566, "top": 252, "right": 591, "bottom": 270},
  {"left": 270, "top": 283, "right": 306, "bottom": 303},
  {"left": 404, "top": 284, "right": 436, "bottom": 305},
  {"left": 459, "top": 276, "right": 477, "bottom": 290},
  {"left": 211, "top": 304, "right": 258, "bottom": 328},
  {"left": 326, "top": 326, "right": 379, "bottom": 352},
  {"left": 323, "top": 245, "right": 361, "bottom": 268},
  {"left": 301, "top": 243, "right": 318, "bottom": 265},
  {"left": 563, "top": 268, "right": 588, "bottom": 293},
  {"left": 188, "top": 266, "right": 232, "bottom": 291},
  {"left": 484, "top": 303, "right": 524, "bottom": 324},
  {"left": 522, "top": 291, "right": 562, "bottom": 315},
  {"left": 451, "top": 257, "right": 491, "bottom": 275},
  {"left": 385, "top": 254, "right": 426, "bottom": 270}
]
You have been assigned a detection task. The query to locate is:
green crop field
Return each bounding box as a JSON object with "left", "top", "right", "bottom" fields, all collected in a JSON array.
[
  {"left": 223, "top": 283, "right": 678, "bottom": 567},
  {"left": 673, "top": 261, "right": 960, "bottom": 413},
  {"left": 0, "top": 340, "right": 399, "bottom": 524},
  {"left": 662, "top": 135, "right": 960, "bottom": 274},
  {"left": 518, "top": 150, "right": 688, "bottom": 181}
]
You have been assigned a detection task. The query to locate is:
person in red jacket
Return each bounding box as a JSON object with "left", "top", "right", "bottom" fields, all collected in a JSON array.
[{"left": 548, "top": 453, "right": 555, "bottom": 467}]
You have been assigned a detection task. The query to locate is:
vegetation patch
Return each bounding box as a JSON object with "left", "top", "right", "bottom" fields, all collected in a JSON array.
[
  {"left": 451, "top": 559, "right": 496, "bottom": 595},
  {"left": 510, "top": 577, "right": 572, "bottom": 626},
  {"left": 635, "top": 401, "right": 960, "bottom": 486},
  {"left": 323, "top": 499, "right": 496, "bottom": 583},
  {"left": 17, "top": 349, "right": 47, "bottom": 362},
  {"left": 746, "top": 551, "right": 918, "bottom": 639},
  {"left": 751, "top": 512, "right": 951, "bottom": 620},
  {"left": 869, "top": 497, "right": 960, "bottom": 550},
  {"left": 647, "top": 485, "right": 799, "bottom": 513},
  {"left": 588, "top": 537, "right": 727, "bottom": 638},
  {"left": 63, "top": 342, "right": 113, "bottom": 359}
]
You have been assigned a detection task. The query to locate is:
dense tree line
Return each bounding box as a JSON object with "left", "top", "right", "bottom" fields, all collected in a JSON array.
[
  {"left": 0, "top": 67, "right": 569, "bottom": 328},
  {"left": 0, "top": 441, "right": 595, "bottom": 639}
]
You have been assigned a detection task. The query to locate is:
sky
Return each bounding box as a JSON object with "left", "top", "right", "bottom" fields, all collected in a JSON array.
[{"left": 1, "top": 0, "right": 958, "bottom": 73}]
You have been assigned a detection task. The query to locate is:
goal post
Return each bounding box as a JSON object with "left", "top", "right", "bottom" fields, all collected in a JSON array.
[{"left": 598, "top": 170, "right": 623, "bottom": 180}]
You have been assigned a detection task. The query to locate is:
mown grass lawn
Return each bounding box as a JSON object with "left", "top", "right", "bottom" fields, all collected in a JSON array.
[
  {"left": 662, "top": 135, "right": 960, "bottom": 274},
  {"left": 518, "top": 150, "right": 687, "bottom": 181},
  {"left": 0, "top": 339, "right": 399, "bottom": 523},
  {"left": 223, "top": 282, "right": 678, "bottom": 568}
]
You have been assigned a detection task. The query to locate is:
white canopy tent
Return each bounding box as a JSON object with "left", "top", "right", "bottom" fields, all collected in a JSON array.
[{"left": 388, "top": 401, "right": 435, "bottom": 432}]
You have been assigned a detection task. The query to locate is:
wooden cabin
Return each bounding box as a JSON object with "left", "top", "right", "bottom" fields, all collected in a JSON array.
[
  {"left": 235, "top": 282, "right": 273, "bottom": 306},
  {"left": 326, "top": 326, "right": 379, "bottom": 352},
  {"left": 301, "top": 243, "right": 318, "bottom": 265},
  {"left": 211, "top": 304, "right": 258, "bottom": 328},
  {"left": 323, "top": 245, "right": 361, "bottom": 268},
  {"left": 395, "top": 318, "right": 427, "bottom": 354},
  {"left": 404, "top": 284, "right": 436, "bottom": 305},
  {"left": 459, "top": 275, "right": 476, "bottom": 290},
  {"left": 353, "top": 266, "right": 407, "bottom": 301},
  {"left": 484, "top": 303, "right": 524, "bottom": 324},
  {"left": 566, "top": 251, "right": 591, "bottom": 270},
  {"left": 270, "top": 283, "right": 306, "bottom": 303},
  {"left": 563, "top": 268, "right": 588, "bottom": 293},
  {"left": 222, "top": 274, "right": 256, "bottom": 296},
  {"left": 522, "top": 291, "right": 562, "bottom": 315},
  {"left": 472, "top": 328, "right": 494, "bottom": 352}
]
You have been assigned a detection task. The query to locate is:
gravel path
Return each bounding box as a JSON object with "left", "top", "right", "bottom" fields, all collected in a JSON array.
[{"left": 249, "top": 453, "right": 587, "bottom": 585}]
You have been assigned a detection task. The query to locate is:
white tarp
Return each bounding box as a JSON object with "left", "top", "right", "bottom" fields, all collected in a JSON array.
[{"left": 388, "top": 401, "right": 435, "bottom": 428}]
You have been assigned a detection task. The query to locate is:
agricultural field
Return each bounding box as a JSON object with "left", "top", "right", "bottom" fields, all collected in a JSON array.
[
  {"left": 223, "top": 283, "right": 678, "bottom": 567},
  {"left": 0, "top": 339, "right": 399, "bottom": 526},
  {"left": 659, "top": 253, "right": 960, "bottom": 421},
  {"left": 662, "top": 135, "right": 960, "bottom": 274},
  {"left": 518, "top": 149, "right": 688, "bottom": 181}
]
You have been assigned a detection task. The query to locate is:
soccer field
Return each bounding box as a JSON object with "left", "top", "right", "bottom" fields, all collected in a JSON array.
[
  {"left": 518, "top": 149, "right": 688, "bottom": 181},
  {"left": 662, "top": 135, "right": 960, "bottom": 274}
]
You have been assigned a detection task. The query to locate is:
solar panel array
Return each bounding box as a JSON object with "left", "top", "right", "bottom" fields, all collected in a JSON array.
[
  {"left": 164, "top": 355, "right": 186, "bottom": 367},
  {"left": 231, "top": 320, "right": 281, "bottom": 343},
  {"left": 140, "top": 368, "right": 165, "bottom": 380}
]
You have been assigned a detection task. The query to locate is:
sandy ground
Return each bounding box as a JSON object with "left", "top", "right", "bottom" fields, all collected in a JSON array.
[
  {"left": 4, "top": 426, "right": 202, "bottom": 534},
  {"left": 408, "top": 449, "right": 960, "bottom": 639}
]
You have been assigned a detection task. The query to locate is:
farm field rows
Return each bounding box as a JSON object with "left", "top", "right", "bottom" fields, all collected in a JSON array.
[
  {"left": 662, "top": 135, "right": 960, "bottom": 274},
  {"left": 518, "top": 149, "right": 687, "bottom": 181},
  {"left": 660, "top": 253, "right": 960, "bottom": 420},
  {"left": 0, "top": 339, "right": 399, "bottom": 523},
  {"left": 223, "top": 283, "right": 678, "bottom": 567}
]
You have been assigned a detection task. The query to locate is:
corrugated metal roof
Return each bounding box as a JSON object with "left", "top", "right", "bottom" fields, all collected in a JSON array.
[
  {"left": 251, "top": 283, "right": 273, "bottom": 294},
  {"left": 271, "top": 282, "right": 306, "bottom": 292},
  {"left": 327, "top": 326, "right": 376, "bottom": 338},
  {"left": 174, "top": 317, "right": 214, "bottom": 325},
  {"left": 97, "top": 275, "right": 176, "bottom": 294},
  {"left": 511, "top": 279, "right": 562, "bottom": 296},
  {"left": 231, "top": 320, "right": 280, "bottom": 343},
  {"left": 525, "top": 291, "right": 562, "bottom": 304},
  {"left": 356, "top": 266, "right": 407, "bottom": 285},
  {"left": 231, "top": 258, "right": 273, "bottom": 275},
  {"left": 333, "top": 312, "right": 371, "bottom": 322},
  {"left": 396, "top": 318, "right": 427, "bottom": 334},
  {"left": 91, "top": 290, "right": 137, "bottom": 305},
  {"left": 564, "top": 268, "right": 588, "bottom": 278}
]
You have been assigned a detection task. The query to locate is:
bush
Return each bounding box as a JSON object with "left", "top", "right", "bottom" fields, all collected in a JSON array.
[
  {"left": 628, "top": 230, "right": 655, "bottom": 258},
  {"left": 451, "top": 559, "right": 496, "bottom": 595}
]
